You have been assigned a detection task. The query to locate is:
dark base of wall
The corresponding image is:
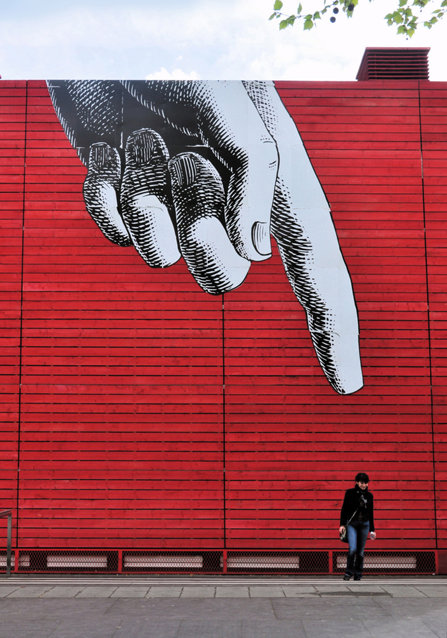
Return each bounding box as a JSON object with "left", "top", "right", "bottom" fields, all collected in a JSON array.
[
  {"left": 0, "top": 549, "right": 438, "bottom": 575},
  {"left": 437, "top": 550, "right": 447, "bottom": 574}
]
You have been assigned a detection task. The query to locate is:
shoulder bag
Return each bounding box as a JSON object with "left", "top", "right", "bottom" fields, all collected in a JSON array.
[{"left": 339, "top": 509, "right": 358, "bottom": 543}]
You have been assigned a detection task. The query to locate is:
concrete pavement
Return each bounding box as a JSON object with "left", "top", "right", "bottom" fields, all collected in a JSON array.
[{"left": 1, "top": 576, "right": 447, "bottom": 637}]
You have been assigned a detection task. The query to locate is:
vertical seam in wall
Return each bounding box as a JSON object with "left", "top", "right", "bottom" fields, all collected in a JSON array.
[
  {"left": 16, "top": 80, "right": 28, "bottom": 545},
  {"left": 222, "top": 293, "right": 226, "bottom": 549},
  {"left": 418, "top": 80, "right": 438, "bottom": 549}
]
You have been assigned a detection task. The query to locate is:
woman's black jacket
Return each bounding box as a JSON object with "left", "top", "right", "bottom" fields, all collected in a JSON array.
[{"left": 339, "top": 486, "right": 375, "bottom": 532}]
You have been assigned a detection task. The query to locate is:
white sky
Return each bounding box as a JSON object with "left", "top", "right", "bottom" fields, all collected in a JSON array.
[{"left": 0, "top": 0, "right": 445, "bottom": 81}]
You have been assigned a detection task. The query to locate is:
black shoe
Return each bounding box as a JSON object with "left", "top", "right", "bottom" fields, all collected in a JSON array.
[
  {"left": 343, "top": 574, "right": 352, "bottom": 581},
  {"left": 353, "top": 576, "right": 362, "bottom": 581}
]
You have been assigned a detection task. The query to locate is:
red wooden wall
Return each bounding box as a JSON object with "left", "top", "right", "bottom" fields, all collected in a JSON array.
[
  {"left": 421, "top": 83, "right": 447, "bottom": 549},
  {"left": 1, "top": 82, "right": 24, "bottom": 546},
  {"left": 0, "top": 79, "right": 446, "bottom": 558},
  {"left": 227, "top": 80, "right": 433, "bottom": 550}
]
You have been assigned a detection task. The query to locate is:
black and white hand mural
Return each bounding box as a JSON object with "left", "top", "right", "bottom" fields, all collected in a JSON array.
[{"left": 47, "top": 80, "right": 363, "bottom": 396}]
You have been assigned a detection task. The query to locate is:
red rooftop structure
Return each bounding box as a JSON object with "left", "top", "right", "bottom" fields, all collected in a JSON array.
[{"left": 357, "top": 46, "right": 430, "bottom": 80}]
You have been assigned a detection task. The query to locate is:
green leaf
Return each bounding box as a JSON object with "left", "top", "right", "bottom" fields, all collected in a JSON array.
[{"left": 269, "top": 0, "right": 447, "bottom": 36}]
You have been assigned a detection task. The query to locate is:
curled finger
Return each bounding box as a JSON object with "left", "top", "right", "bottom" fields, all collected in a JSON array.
[
  {"left": 168, "top": 152, "right": 250, "bottom": 295},
  {"left": 83, "top": 142, "right": 131, "bottom": 246},
  {"left": 121, "top": 128, "right": 180, "bottom": 268}
]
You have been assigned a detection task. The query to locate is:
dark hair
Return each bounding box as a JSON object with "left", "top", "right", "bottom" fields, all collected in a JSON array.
[{"left": 355, "top": 472, "right": 369, "bottom": 483}]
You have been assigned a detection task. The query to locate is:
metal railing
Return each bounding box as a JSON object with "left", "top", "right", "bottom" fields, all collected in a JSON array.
[{"left": 0, "top": 510, "right": 12, "bottom": 577}]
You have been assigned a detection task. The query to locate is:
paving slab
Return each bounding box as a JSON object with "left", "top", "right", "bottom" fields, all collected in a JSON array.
[
  {"left": 112, "top": 618, "right": 181, "bottom": 638},
  {"left": 249, "top": 586, "right": 285, "bottom": 597},
  {"left": 418, "top": 606, "right": 447, "bottom": 636},
  {"left": 216, "top": 586, "right": 249, "bottom": 597},
  {"left": 75, "top": 585, "right": 118, "bottom": 598},
  {"left": 146, "top": 586, "right": 182, "bottom": 598},
  {"left": 42, "top": 585, "right": 86, "bottom": 597},
  {"left": 0, "top": 621, "right": 61, "bottom": 638},
  {"left": 47, "top": 616, "right": 124, "bottom": 638},
  {"left": 315, "top": 584, "right": 352, "bottom": 596},
  {"left": 107, "top": 597, "right": 191, "bottom": 619},
  {"left": 180, "top": 586, "right": 215, "bottom": 598},
  {"left": 273, "top": 596, "right": 384, "bottom": 623},
  {"left": 281, "top": 586, "right": 318, "bottom": 597},
  {"left": 381, "top": 585, "right": 428, "bottom": 597},
  {"left": 363, "top": 616, "right": 437, "bottom": 638},
  {"left": 111, "top": 586, "right": 150, "bottom": 598},
  {"left": 176, "top": 619, "right": 243, "bottom": 638},
  {"left": 302, "top": 617, "right": 372, "bottom": 638},
  {"left": 173, "top": 598, "right": 277, "bottom": 622},
  {"left": 241, "top": 619, "right": 307, "bottom": 638},
  {"left": 374, "top": 596, "right": 431, "bottom": 612},
  {"left": 347, "top": 584, "right": 388, "bottom": 595},
  {"left": 415, "top": 585, "right": 447, "bottom": 597},
  {"left": 0, "top": 585, "right": 20, "bottom": 597},
  {"left": 7, "top": 585, "right": 53, "bottom": 598}
]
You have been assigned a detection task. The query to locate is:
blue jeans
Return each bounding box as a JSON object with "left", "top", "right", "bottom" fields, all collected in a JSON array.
[{"left": 346, "top": 521, "right": 369, "bottom": 578}]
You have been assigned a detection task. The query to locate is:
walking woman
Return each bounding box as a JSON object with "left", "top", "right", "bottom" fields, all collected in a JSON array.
[{"left": 339, "top": 472, "right": 376, "bottom": 581}]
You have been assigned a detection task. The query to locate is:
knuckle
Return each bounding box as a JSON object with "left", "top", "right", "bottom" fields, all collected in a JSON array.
[{"left": 233, "top": 136, "right": 278, "bottom": 173}]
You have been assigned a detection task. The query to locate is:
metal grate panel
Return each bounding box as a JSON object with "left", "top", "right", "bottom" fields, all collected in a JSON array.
[
  {"left": 123, "top": 551, "right": 222, "bottom": 573},
  {"left": 226, "top": 551, "right": 328, "bottom": 574},
  {"left": 333, "top": 551, "right": 436, "bottom": 574}
]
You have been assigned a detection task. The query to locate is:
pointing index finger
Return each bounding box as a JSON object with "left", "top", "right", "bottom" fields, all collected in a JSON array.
[{"left": 245, "top": 81, "right": 363, "bottom": 395}]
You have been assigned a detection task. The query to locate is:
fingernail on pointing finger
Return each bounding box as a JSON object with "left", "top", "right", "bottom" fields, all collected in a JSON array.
[
  {"left": 169, "top": 154, "right": 197, "bottom": 187},
  {"left": 126, "top": 128, "right": 169, "bottom": 167},
  {"left": 252, "top": 221, "right": 271, "bottom": 256},
  {"left": 88, "top": 143, "right": 119, "bottom": 172}
]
